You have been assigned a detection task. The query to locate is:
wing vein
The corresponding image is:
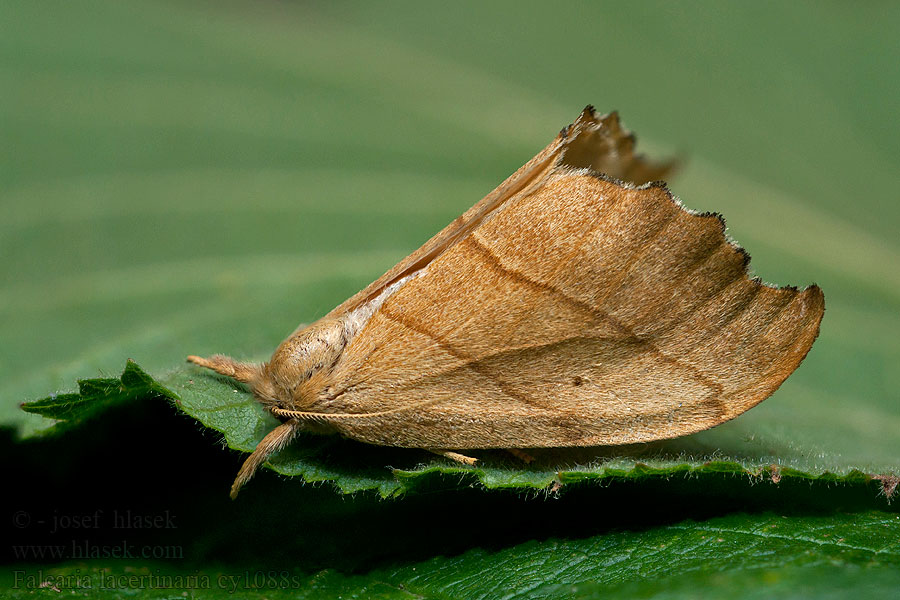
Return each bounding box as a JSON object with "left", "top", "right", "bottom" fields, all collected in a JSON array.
[
  {"left": 463, "top": 234, "right": 727, "bottom": 406},
  {"left": 379, "top": 306, "right": 542, "bottom": 408}
]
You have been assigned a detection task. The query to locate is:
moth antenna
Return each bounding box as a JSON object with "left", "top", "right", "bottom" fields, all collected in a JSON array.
[
  {"left": 269, "top": 395, "right": 445, "bottom": 420},
  {"left": 187, "top": 354, "right": 260, "bottom": 384},
  {"left": 230, "top": 419, "right": 301, "bottom": 499}
]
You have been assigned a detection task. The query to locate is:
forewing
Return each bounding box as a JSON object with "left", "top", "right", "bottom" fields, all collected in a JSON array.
[
  {"left": 326, "top": 107, "right": 673, "bottom": 318},
  {"left": 319, "top": 172, "right": 823, "bottom": 449}
]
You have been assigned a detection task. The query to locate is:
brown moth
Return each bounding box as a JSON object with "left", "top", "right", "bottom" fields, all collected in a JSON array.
[{"left": 188, "top": 106, "right": 824, "bottom": 498}]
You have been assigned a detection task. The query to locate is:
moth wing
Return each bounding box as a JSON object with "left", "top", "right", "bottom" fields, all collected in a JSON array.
[
  {"left": 318, "top": 172, "right": 823, "bottom": 449},
  {"left": 326, "top": 107, "right": 673, "bottom": 318}
]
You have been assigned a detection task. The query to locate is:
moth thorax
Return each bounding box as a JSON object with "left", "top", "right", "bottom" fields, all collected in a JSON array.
[{"left": 259, "top": 318, "right": 348, "bottom": 406}]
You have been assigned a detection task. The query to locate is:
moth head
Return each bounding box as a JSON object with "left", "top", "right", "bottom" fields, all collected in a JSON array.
[
  {"left": 184, "top": 352, "right": 299, "bottom": 410},
  {"left": 187, "top": 319, "right": 348, "bottom": 499},
  {"left": 176, "top": 359, "right": 302, "bottom": 499},
  {"left": 187, "top": 318, "right": 347, "bottom": 408}
]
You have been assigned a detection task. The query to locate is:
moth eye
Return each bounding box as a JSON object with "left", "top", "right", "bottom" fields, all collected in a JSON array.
[{"left": 572, "top": 376, "right": 584, "bottom": 387}]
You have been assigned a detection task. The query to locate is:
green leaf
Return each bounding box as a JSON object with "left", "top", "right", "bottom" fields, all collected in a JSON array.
[
  {"left": 19, "top": 362, "right": 896, "bottom": 499},
  {"left": 365, "top": 512, "right": 900, "bottom": 599},
  {"left": 19, "top": 360, "right": 172, "bottom": 431},
  {"left": 5, "top": 512, "right": 899, "bottom": 598}
]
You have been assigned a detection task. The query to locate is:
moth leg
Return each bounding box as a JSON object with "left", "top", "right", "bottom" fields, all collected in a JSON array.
[
  {"left": 230, "top": 419, "right": 301, "bottom": 499},
  {"left": 429, "top": 450, "right": 478, "bottom": 466},
  {"left": 506, "top": 448, "right": 535, "bottom": 463}
]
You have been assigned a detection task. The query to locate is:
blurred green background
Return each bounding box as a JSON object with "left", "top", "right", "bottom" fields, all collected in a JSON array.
[
  {"left": 2, "top": 0, "right": 898, "bottom": 468},
  {"left": 3, "top": 1, "right": 900, "bottom": 597}
]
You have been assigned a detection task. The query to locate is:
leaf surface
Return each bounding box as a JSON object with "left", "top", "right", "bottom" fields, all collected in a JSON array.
[{"left": 5, "top": 512, "right": 899, "bottom": 599}]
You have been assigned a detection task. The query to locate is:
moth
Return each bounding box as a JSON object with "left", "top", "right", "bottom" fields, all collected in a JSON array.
[{"left": 189, "top": 107, "right": 825, "bottom": 498}]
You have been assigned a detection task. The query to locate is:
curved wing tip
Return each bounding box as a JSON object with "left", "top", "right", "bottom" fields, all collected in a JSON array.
[
  {"left": 626, "top": 182, "right": 828, "bottom": 301},
  {"left": 576, "top": 105, "right": 618, "bottom": 126},
  {"left": 802, "top": 284, "right": 826, "bottom": 322},
  {"left": 804, "top": 283, "right": 825, "bottom": 300}
]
